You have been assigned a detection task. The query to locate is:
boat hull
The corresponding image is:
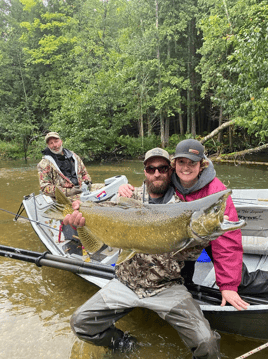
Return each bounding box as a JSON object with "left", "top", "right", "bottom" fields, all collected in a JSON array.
[{"left": 203, "top": 305, "right": 268, "bottom": 340}]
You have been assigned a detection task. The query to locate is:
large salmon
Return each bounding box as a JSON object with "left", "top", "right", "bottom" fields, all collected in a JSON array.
[{"left": 46, "top": 188, "right": 246, "bottom": 263}]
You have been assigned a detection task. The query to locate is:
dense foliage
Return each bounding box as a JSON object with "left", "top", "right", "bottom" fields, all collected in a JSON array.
[{"left": 0, "top": 0, "right": 267, "bottom": 161}]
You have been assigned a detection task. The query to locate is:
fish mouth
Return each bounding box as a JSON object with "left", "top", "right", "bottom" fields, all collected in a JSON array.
[
  {"left": 220, "top": 219, "right": 246, "bottom": 232},
  {"left": 190, "top": 218, "right": 247, "bottom": 243},
  {"left": 189, "top": 189, "right": 247, "bottom": 241}
]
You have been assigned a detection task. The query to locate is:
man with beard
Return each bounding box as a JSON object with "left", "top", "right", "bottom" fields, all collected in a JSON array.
[
  {"left": 63, "top": 148, "right": 221, "bottom": 358},
  {"left": 37, "top": 132, "right": 91, "bottom": 200}
]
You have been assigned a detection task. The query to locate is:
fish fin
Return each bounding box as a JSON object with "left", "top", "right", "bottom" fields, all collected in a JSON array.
[
  {"left": 55, "top": 187, "right": 73, "bottom": 206},
  {"left": 171, "top": 238, "right": 195, "bottom": 256},
  {"left": 44, "top": 188, "right": 74, "bottom": 219},
  {"left": 44, "top": 205, "right": 65, "bottom": 220},
  {"left": 44, "top": 202, "right": 74, "bottom": 220},
  {"left": 115, "top": 197, "right": 144, "bottom": 209},
  {"left": 79, "top": 201, "right": 95, "bottom": 209},
  {"left": 77, "top": 226, "right": 104, "bottom": 253},
  {"left": 116, "top": 249, "right": 137, "bottom": 264}
]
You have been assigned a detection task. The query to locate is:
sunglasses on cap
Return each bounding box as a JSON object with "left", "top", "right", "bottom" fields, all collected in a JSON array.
[{"left": 144, "top": 165, "right": 170, "bottom": 174}]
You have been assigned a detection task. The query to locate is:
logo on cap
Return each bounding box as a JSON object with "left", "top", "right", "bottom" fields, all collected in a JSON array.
[
  {"left": 189, "top": 149, "right": 199, "bottom": 155},
  {"left": 151, "top": 149, "right": 163, "bottom": 155}
]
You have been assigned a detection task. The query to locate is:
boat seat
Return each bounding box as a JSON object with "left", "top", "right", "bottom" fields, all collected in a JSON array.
[{"left": 201, "top": 237, "right": 268, "bottom": 289}]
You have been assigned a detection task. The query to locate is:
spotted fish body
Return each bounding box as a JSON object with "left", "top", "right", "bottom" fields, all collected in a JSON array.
[{"left": 47, "top": 188, "right": 246, "bottom": 263}]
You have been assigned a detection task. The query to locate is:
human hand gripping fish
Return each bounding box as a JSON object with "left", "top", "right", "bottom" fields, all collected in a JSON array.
[{"left": 64, "top": 210, "right": 85, "bottom": 227}]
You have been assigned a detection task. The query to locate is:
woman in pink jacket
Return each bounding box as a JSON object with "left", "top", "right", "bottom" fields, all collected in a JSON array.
[{"left": 171, "top": 139, "right": 249, "bottom": 311}]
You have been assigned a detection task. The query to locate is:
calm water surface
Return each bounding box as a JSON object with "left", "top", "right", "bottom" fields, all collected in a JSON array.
[{"left": 0, "top": 159, "right": 268, "bottom": 359}]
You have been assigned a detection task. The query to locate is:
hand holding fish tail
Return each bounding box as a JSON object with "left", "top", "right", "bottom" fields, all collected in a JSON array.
[
  {"left": 118, "top": 184, "right": 135, "bottom": 198},
  {"left": 221, "top": 290, "right": 250, "bottom": 310},
  {"left": 63, "top": 210, "right": 85, "bottom": 228}
]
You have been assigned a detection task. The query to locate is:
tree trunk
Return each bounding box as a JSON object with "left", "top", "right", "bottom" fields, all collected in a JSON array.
[
  {"left": 138, "top": 114, "right": 144, "bottom": 139},
  {"left": 155, "top": 0, "right": 165, "bottom": 146},
  {"left": 187, "top": 22, "right": 191, "bottom": 134},
  {"left": 217, "top": 106, "right": 223, "bottom": 143},
  {"left": 211, "top": 143, "right": 268, "bottom": 161},
  {"left": 229, "top": 124, "right": 233, "bottom": 152},
  {"left": 200, "top": 119, "right": 235, "bottom": 144},
  {"left": 190, "top": 18, "right": 196, "bottom": 137},
  {"left": 191, "top": 102, "right": 196, "bottom": 137},
  {"left": 160, "top": 111, "right": 165, "bottom": 147},
  {"left": 179, "top": 104, "right": 184, "bottom": 135},
  {"left": 164, "top": 116, "right": 170, "bottom": 146},
  {"left": 207, "top": 99, "right": 212, "bottom": 134},
  {"left": 139, "top": 96, "right": 144, "bottom": 139},
  {"left": 147, "top": 113, "right": 152, "bottom": 136}
]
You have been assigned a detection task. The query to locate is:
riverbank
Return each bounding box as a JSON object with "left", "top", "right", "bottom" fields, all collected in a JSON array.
[{"left": 0, "top": 133, "right": 264, "bottom": 164}]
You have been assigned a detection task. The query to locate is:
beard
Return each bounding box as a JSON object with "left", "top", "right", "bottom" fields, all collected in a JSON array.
[
  {"left": 145, "top": 177, "right": 171, "bottom": 195},
  {"left": 49, "top": 145, "right": 63, "bottom": 155}
]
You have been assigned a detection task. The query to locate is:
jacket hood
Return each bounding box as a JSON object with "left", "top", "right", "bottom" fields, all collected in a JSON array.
[{"left": 171, "top": 156, "right": 216, "bottom": 195}]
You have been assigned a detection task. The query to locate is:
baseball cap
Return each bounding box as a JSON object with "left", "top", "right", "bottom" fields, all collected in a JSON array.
[
  {"left": 144, "top": 148, "right": 170, "bottom": 164},
  {"left": 173, "top": 139, "right": 204, "bottom": 161},
  {"left": 45, "top": 132, "right": 61, "bottom": 143}
]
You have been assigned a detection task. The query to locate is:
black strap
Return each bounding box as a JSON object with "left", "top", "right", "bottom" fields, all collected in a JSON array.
[{"left": 35, "top": 251, "right": 50, "bottom": 267}]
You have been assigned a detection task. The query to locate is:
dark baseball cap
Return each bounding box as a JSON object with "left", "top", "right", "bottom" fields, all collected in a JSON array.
[{"left": 173, "top": 139, "right": 204, "bottom": 161}]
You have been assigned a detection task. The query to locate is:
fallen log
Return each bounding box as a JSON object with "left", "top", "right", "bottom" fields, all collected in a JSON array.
[{"left": 211, "top": 159, "right": 268, "bottom": 166}]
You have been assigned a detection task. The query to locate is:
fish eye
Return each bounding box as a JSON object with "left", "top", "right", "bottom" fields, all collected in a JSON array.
[{"left": 205, "top": 203, "right": 220, "bottom": 215}]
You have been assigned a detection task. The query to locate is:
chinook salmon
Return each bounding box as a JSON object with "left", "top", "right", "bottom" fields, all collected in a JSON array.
[{"left": 46, "top": 188, "right": 246, "bottom": 264}]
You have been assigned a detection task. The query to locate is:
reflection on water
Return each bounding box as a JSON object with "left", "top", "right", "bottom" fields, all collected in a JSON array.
[{"left": 0, "top": 159, "right": 267, "bottom": 358}]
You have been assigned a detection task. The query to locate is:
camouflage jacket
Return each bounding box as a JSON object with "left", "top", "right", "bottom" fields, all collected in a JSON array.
[
  {"left": 37, "top": 150, "right": 91, "bottom": 201},
  {"left": 115, "top": 183, "right": 209, "bottom": 298}
]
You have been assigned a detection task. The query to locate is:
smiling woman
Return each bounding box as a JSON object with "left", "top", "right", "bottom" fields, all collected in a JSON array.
[
  {"left": 171, "top": 139, "right": 250, "bottom": 312},
  {"left": 175, "top": 158, "right": 201, "bottom": 188}
]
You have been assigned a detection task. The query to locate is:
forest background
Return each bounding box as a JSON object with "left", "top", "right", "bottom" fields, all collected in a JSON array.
[{"left": 0, "top": 0, "right": 267, "bottom": 163}]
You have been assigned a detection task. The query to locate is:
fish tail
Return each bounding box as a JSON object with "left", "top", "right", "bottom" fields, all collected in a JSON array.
[
  {"left": 77, "top": 226, "right": 104, "bottom": 253},
  {"left": 55, "top": 187, "right": 73, "bottom": 206},
  {"left": 44, "top": 187, "right": 73, "bottom": 220}
]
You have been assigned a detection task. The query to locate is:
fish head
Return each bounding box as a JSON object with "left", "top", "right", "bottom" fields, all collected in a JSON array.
[{"left": 189, "top": 189, "right": 246, "bottom": 241}]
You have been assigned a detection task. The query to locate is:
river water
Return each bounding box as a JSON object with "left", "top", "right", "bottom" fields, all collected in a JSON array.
[{"left": 0, "top": 159, "right": 268, "bottom": 359}]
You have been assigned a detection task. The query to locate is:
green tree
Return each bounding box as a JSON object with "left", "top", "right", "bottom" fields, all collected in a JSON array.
[
  {"left": 198, "top": 0, "right": 268, "bottom": 145},
  {"left": 0, "top": 0, "right": 42, "bottom": 160}
]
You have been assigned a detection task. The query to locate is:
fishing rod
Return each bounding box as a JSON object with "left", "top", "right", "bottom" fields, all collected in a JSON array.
[
  {"left": 0, "top": 244, "right": 115, "bottom": 280},
  {"left": 0, "top": 207, "right": 59, "bottom": 232}
]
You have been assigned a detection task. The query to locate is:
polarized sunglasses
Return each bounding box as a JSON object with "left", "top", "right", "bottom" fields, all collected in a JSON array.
[{"left": 144, "top": 165, "right": 170, "bottom": 174}]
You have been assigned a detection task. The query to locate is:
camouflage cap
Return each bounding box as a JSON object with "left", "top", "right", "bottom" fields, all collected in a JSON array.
[
  {"left": 45, "top": 132, "right": 61, "bottom": 143},
  {"left": 144, "top": 148, "right": 170, "bottom": 164}
]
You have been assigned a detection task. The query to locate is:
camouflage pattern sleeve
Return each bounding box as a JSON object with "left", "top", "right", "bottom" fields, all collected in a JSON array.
[
  {"left": 131, "top": 186, "right": 144, "bottom": 201},
  {"left": 37, "top": 159, "right": 57, "bottom": 197}
]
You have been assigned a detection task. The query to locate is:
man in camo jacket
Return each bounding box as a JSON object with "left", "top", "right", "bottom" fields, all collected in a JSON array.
[
  {"left": 64, "top": 148, "right": 221, "bottom": 359},
  {"left": 37, "top": 132, "right": 92, "bottom": 201}
]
